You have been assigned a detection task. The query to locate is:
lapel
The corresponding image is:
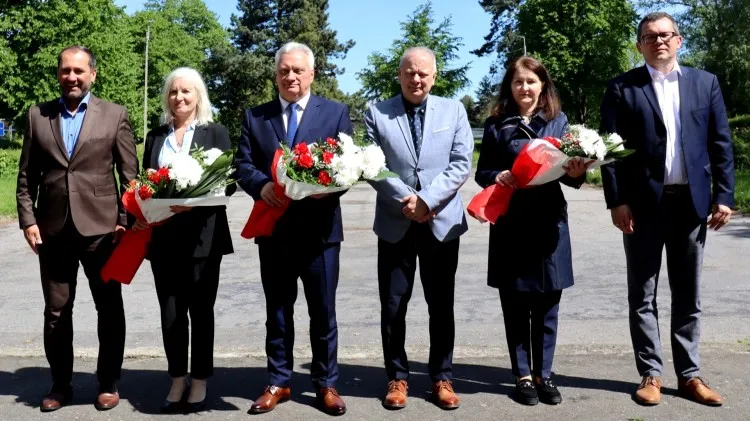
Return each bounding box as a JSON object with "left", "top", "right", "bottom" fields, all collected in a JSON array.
[
  {"left": 48, "top": 103, "right": 68, "bottom": 162},
  {"left": 678, "top": 67, "right": 692, "bottom": 135},
  {"left": 394, "top": 95, "right": 418, "bottom": 163},
  {"left": 267, "top": 98, "right": 286, "bottom": 145},
  {"left": 418, "top": 95, "right": 436, "bottom": 160},
  {"left": 150, "top": 128, "right": 169, "bottom": 169},
  {"left": 293, "top": 94, "right": 320, "bottom": 145},
  {"left": 70, "top": 95, "right": 100, "bottom": 162},
  {"left": 638, "top": 66, "right": 666, "bottom": 129},
  {"left": 191, "top": 124, "right": 208, "bottom": 150}
]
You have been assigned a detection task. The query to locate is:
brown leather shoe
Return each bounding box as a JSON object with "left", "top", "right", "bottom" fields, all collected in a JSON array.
[
  {"left": 634, "top": 376, "right": 661, "bottom": 406},
  {"left": 249, "top": 385, "right": 291, "bottom": 414},
  {"left": 383, "top": 380, "right": 408, "bottom": 409},
  {"left": 40, "top": 388, "right": 72, "bottom": 412},
  {"left": 94, "top": 391, "right": 120, "bottom": 411},
  {"left": 432, "top": 380, "right": 460, "bottom": 410},
  {"left": 316, "top": 387, "right": 346, "bottom": 416},
  {"left": 678, "top": 377, "right": 723, "bottom": 406}
]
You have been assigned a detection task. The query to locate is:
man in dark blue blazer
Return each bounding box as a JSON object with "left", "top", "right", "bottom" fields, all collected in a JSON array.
[
  {"left": 601, "top": 12, "right": 734, "bottom": 408},
  {"left": 234, "top": 42, "right": 353, "bottom": 416}
]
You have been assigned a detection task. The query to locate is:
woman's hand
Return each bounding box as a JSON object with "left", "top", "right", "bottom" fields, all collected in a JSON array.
[
  {"left": 131, "top": 219, "right": 150, "bottom": 231},
  {"left": 170, "top": 205, "right": 192, "bottom": 213},
  {"left": 495, "top": 170, "right": 518, "bottom": 188},
  {"left": 562, "top": 158, "right": 592, "bottom": 178}
]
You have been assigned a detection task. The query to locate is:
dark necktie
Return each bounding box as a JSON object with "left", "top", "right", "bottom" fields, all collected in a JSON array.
[
  {"left": 409, "top": 107, "right": 422, "bottom": 157},
  {"left": 286, "top": 103, "right": 298, "bottom": 146}
]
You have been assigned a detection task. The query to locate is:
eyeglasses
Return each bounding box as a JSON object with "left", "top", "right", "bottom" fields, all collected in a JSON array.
[{"left": 640, "top": 31, "right": 678, "bottom": 44}]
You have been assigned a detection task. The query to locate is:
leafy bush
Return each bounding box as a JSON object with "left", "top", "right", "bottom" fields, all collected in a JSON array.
[
  {"left": 734, "top": 126, "right": 750, "bottom": 171},
  {"left": 0, "top": 150, "right": 20, "bottom": 178}
]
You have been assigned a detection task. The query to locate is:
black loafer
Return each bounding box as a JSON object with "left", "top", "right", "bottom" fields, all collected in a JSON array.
[
  {"left": 184, "top": 399, "right": 207, "bottom": 413},
  {"left": 513, "top": 379, "right": 539, "bottom": 405},
  {"left": 160, "top": 399, "right": 184, "bottom": 413},
  {"left": 536, "top": 378, "right": 562, "bottom": 404}
]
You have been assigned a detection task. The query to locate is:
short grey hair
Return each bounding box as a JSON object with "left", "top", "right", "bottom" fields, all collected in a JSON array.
[
  {"left": 399, "top": 47, "right": 437, "bottom": 73},
  {"left": 58, "top": 45, "right": 97, "bottom": 71},
  {"left": 275, "top": 42, "right": 315, "bottom": 69},
  {"left": 637, "top": 12, "right": 680, "bottom": 41},
  {"left": 160, "top": 67, "right": 213, "bottom": 126}
]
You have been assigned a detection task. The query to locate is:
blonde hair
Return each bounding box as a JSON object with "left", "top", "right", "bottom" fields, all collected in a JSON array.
[{"left": 160, "top": 67, "right": 213, "bottom": 126}]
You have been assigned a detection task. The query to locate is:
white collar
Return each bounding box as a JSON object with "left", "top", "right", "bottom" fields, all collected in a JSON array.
[
  {"left": 279, "top": 92, "right": 311, "bottom": 111},
  {"left": 169, "top": 120, "right": 197, "bottom": 133},
  {"left": 646, "top": 62, "right": 682, "bottom": 79}
]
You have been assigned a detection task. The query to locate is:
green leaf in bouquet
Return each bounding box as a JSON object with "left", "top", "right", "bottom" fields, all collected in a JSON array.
[
  {"left": 606, "top": 149, "right": 635, "bottom": 160},
  {"left": 369, "top": 170, "right": 399, "bottom": 181}
]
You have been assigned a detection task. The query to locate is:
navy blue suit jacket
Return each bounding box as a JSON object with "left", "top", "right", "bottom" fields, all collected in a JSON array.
[
  {"left": 235, "top": 94, "right": 353, "bottom": 243},
  {"left": 600, "top": 65, "right": 734, "bottom": 219}
]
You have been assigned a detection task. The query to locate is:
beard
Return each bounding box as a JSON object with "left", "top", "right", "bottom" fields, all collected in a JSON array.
[{"left": 61, "top": 83, "right": 91, "bottom": 100}]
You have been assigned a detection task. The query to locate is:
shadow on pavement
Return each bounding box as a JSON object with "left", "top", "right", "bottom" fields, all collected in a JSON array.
[{"left": 0, "top": 360, "right": 663, "bottom": 413}]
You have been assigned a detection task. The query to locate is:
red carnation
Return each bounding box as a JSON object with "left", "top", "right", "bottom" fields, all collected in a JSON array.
[
  {"left": 325, "top": 137, "right": 338, "bottom": 147},
  {"left": 544, "top": 136, "right": 561, "bottom": 149},
  {"left": 322, "top": 151, "right": 334, "bottom": 164},
  {"left": 147, "top": 169, "right": 161, "bottom": 184},
  {"left": 127, "top": 179, "right": 138, "bottom": 191},
  {"left": 156, "top": 167, "right": 171, "bottom": 181},
  {"left": 297, "top": 153, "right": 314, "bottom": 169},
  {"left": 293, "top": 142, "right": 309, "bottom": 155},
  {"left": 318, "top": 170, "right": 332, "bottom": 186},
  {"left": 138, "top": 185, "right": 154, "bottom": 200}
]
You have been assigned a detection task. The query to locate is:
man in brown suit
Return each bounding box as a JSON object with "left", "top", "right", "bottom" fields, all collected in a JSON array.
[{"left": 16, "top": 46, "right": 138, "bottom": 412}]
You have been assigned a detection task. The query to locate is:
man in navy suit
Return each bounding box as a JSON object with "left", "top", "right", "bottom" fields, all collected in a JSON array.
[
  {"left": 235, "top": 42, "right": 353, "bottom": 416},
  {"left": 601, "top": 12, "right": 734, "bottom": 407}
]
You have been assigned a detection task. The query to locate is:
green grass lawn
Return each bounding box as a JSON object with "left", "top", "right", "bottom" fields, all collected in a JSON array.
[
  {"left": 0, "top": 176, "right": 17, "bottom": 222},
  {"left": 735, "top": 171, "right": 750, "bottom": 212}
]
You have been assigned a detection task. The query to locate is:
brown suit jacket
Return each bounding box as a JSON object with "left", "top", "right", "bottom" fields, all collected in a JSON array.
[{"left": 16, "top": 95, "right": 138, "bottom": 238}]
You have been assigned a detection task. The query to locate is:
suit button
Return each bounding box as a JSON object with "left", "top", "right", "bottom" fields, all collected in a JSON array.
[{"left": 417, "top": 168, "right": 422, "bottom": 172}]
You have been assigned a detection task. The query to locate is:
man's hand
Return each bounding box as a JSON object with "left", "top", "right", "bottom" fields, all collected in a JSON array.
[
  {"left": 708, "top": 204, "right": 732, "bottom": 231},
  {"left": 131, "top": 219, "right": 150, "bottom": 232},
  {"left": 495, "top": 170, "right": 517, "bottom": 189},
  {"left": 562, "top": 158, "right": 593, "bottom": 178},
  {"left": 401, "top": 194, "right": 429, "bottom": 221},
  {"left": 113, "top": 225, "right": 126, "bottom": 243},
  {"left": 23, "top": 224, "right": 43, "bottom": 254},
  {"left": 610, "top": 204, "right": 634, "bottom": 234},
  {"left": 169, "top": 205, "right": 192, "bottom": 213},
  {"left": 261, "top": 182, "right": 286, "bottom": 207}
]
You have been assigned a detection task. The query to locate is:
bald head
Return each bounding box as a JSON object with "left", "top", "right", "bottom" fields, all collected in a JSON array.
[{"left": 398, "top": 47, "right": 437, "bottom": 104}]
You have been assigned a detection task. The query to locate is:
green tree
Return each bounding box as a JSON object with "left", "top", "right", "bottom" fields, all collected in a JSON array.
[
  {"left": 474, "top": 0, "right": 637, "bottom": 126},
  {"left": 357, "top": 2, "right": 471, "bottom": 102},
  {"left": 129, "top": 0, "right": 230, "bottom": 139},
  {"left": 0, "top": 0, "right": 141, "bottom": 135},
  {"left": 640, "top": 0, "right": 750, "bottom": 115},
  {"left": 474, "top": 74, "right": 498, "bottom": 125}
]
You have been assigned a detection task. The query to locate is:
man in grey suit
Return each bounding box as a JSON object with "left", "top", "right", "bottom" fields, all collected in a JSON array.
[{"left": 365, "top": 47, "right": 473, "bottom": 411}]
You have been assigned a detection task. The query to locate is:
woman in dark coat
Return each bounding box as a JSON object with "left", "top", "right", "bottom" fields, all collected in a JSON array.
[
  {"left": 475, "top": 57, "right": 589, "bottom": 406},
  {"left": 134, "top": 67, "right": 234, "bottom": 413}
]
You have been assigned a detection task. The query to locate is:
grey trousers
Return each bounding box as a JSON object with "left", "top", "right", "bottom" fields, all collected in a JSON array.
[{"left": 624, "top": 186, "right": 707, "bottom": 380}]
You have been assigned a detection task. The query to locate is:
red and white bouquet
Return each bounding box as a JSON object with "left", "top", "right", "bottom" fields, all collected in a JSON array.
[
  {"left": 101, "top": 148, "right": 235, "bottom": 284},
  {"left": 468, "top": 125, "right": 632, "bottom": 223},
  {"left": 241, "top": 132, "right": 394, "bottom": 239}
]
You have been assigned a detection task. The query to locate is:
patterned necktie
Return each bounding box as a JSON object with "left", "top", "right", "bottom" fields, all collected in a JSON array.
[
  {"left": 286, "top": 103, "right": 298, "bottom": 146},
  {"left": 409, "top": 107, "right": 422, "bottom": 157}
]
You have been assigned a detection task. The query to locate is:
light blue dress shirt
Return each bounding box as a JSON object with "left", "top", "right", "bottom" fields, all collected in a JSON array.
[
  {"left": 157, "top": 121, "right": 197, "bottom": 168},
  {"left": 59, "top": 92, "right": 91, "bottom": 158}
]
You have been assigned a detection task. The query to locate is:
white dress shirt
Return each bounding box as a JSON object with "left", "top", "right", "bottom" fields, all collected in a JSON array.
[
  {"left": 646, "top": 63, "right": 687, "bottom": 185},
  {"left": 158, "top": 120, "right": 197, "bottom": 168},
  {"left": 279, "top": 92, "right": 310, "bottom": 131}
]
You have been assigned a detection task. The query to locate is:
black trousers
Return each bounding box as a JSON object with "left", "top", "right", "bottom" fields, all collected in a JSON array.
[
  {"left": 151, "top": 256, "right": 222, "bottom": 379},
  {"left": 499, "top": 289, "right": 562, "bottom": 379},
  {"left": 38, "top": 221, "right": 125, "bottom": 388},
  {"left": 378, "top": 222, "right": 459, "bottom": 381}
]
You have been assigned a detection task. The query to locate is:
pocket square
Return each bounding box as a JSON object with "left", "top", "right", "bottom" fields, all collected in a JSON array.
[{"left": 432, "top": 126, "right": 451, "bottom": 133}]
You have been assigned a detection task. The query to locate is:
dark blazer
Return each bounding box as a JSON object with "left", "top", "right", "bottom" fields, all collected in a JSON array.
[
  {"left": 475, "top": 112, "right": 582, "bottom": 292},
  {"left": 600, "top": 65, "right": 734, "bottom": 219},
  {"left": 234, "top": 94, "right": 353, "bottom": 243},
  {"left": 16, "top": 95, "right": 138, "bottom": 237},
  {"left": 142, "top": 122, "right": 234, "bottom": 259}
]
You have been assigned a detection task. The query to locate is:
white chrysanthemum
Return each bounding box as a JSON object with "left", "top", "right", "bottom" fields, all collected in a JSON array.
[
  {"left": 594, "top": 140, "right": 607, "bottom": 161},
  {"left": 203, "top": 148, "right": 223, "bottom": 166},
  {"left": 337, "top": 132, "right": 359, "bottom": 155},
  {"left": 606, "top": 133, "right": 626, "bottom": 152},
  {"left": 360, "top": 144, "right": 387, "bottom": 179},
  {"left": 169, "top": 154, "right": 204, "bottom": 190},
  {"left": 330, "top": 152, "right": 363, "bottom": 186}
]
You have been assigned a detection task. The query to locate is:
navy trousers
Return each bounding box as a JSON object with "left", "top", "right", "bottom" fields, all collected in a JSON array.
[
  {"left": 499, "top": 289, "right": 562, "bottom": 379},
  {"left": 258, "top": 239, "right": 340, "bottom": 388}
]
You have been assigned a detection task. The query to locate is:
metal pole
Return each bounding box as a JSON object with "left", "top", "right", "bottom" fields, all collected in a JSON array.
[
  {"left": 143, "top": 21, "right": 151, "bottom": 141},
  {"left": 522, "top": 36, "right": 526, "bottom": 56}
]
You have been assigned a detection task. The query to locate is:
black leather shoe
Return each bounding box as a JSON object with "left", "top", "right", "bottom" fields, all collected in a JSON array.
[
  {"left": 513, "top": 379, "right": 539, "bottom": 405},
  {"left": 160, "top": 400, "right": 184, "bottom": 414},
  {"left": 536, "top": 377, "right": 562, "bottom": 404},
  {"left": 184, "top": 399, "right": 207, "bottom": 413}
]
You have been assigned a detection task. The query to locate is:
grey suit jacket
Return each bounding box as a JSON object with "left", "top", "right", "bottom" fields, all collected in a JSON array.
[{"left": 365, "top": 94, "right": 473, "bottom": 243}]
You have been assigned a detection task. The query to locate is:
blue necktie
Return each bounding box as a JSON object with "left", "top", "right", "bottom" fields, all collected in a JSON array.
[{"left": 286, "top": 103, "right": 298, "bottom": 146}]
